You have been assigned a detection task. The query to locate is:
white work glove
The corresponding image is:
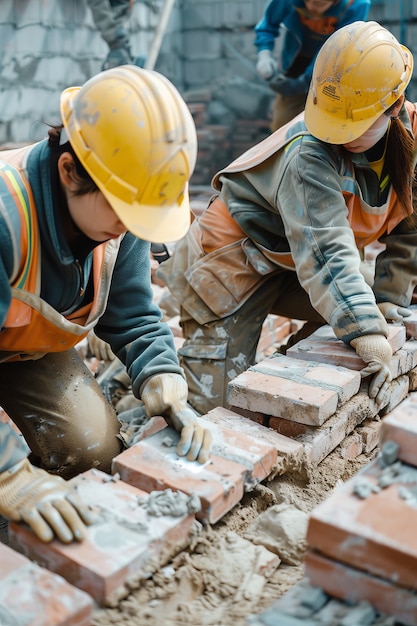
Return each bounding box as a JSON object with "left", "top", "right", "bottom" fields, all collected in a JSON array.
[
  {"left": 378, "top": 302, "right": 412, "bottom": 322},
  {"left": 0, "top": 459, "right": 94, "bottom": 543},
  {"left": 350, "top": 334, "right": 392, "bottom": 406},
  {"left": 87, "top": 329, "right": 115, "bottom": 361},
  {"left": 141, "top": 373, "right": 212, "bottom": 464},
  {"left": 256, "top": 49, "right": 277, "bottom": 80}
]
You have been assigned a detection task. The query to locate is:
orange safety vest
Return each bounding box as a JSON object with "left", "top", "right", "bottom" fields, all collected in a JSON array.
[{"left": 0, "top": 145, "right": 120, "bottom": 361}]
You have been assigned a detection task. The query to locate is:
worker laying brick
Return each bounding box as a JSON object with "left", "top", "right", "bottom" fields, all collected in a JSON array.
[
  {"left": 158, "top": 21, "right": 417, "bottom": 416},
  {"left": 0, "top": 66, "right": 212, "bottom": 544}
]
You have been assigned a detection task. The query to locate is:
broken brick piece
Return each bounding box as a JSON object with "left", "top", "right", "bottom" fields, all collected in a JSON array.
[
  {"left": 9, "top": 469, "right": 196, "bottom": 607},
  {"left": 0, "top": 541, "right": 93, "bottom": 626}
]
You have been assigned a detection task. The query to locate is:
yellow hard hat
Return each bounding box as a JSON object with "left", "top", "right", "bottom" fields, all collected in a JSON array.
[
  {"left": 60, "top": 65, "right": 197, "bottom": 243},
  {"left": 305, "top": 21, "right": 413, "bottom": 144}
]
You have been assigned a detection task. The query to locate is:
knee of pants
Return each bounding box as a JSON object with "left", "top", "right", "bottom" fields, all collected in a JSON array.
[{"left": 35, "top": 383, "right": 123, "bottom": 479}]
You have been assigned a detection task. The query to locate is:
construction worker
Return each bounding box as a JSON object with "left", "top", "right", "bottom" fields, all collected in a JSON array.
[
  {"left": 0, "top": 65, "right": 212, "bottom": 544},
  {"left": 158, "top": 21, "right": 417, "bottom": 416},
  {"left": 255, "top": 0, "right": 370, "bottom": 132},
  {"left": 86, "top": 0, "right": 138, "bottom": 70}
]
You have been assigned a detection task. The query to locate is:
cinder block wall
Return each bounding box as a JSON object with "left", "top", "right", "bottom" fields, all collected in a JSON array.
[{"left": 0, "top": 0, "right": 415, "bottom": 179}]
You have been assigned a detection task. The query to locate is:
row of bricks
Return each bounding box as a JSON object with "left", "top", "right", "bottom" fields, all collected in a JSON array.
[
  {"left": 1, "top": 405, "right": 295, "bottom": 622},
  {"left": 304, "top": 391, "right": 417, "bottom": 626}
]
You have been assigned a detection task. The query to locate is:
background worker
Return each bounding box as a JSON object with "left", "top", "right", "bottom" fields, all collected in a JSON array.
[
  {"left": 158, "top": 21, "right": 417, "bottom": 416},
  {"left": 0, "top": 65, "right": 212, "bottom": 544},
  {"left": 86, "top": 0, "right": 138, "bottom": 69},
  {"left": 255, "top": 0, "right": 370, "bottom": 132}
]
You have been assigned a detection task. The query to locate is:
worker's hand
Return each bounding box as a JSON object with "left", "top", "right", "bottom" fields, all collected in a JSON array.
[
  {"left": 256, "top": 49, "right": 277, "bottom": 80},
  {"left": 377, "top": 302, "right": 412, "bottom": 322},
  {"left": 102, "top": 46, "right": 132, "bottom": 70},
  {"left": 141, "top": 373, "right": 213, "bottom": 463},
  {"left": 87, "top": 329, "right": 115, "bottom": 362},
  {"left": 350, "top": 334, "right": 392, "bottom": 406},
  {"left": 269, "top": 72, "right": 310, "bottom": 96},
  {"left": 0, "top": 459, "right": 94, "bottom": 543}
]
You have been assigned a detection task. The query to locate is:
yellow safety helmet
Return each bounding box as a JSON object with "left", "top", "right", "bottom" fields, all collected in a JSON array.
[
  {"left": 305, "top": 21, "right": 413, "bottom": 144},
  {"left": 60, "top": 65, "right": 197, "bottom": 243}
]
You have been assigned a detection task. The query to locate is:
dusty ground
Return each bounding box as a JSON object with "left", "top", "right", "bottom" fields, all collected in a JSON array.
[{"left": 92, "top": 446, "right": 377, "bottom": 626}]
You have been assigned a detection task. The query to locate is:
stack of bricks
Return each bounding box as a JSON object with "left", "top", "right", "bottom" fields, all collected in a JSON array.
[{"left": 228, "top": 322, "right": 417, "bottom": 468}]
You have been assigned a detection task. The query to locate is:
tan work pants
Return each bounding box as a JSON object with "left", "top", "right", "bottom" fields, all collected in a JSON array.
[
  {"left": 178, "top": 271, "right": 325, "bottom": 416},
  {"left": 0, "top": 349, "right": 123, "bottom": 479}
]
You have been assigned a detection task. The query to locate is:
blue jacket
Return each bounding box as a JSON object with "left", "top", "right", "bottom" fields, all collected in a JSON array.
[{"left": 254, "top": 0, "right": 370, "bottom": 80}]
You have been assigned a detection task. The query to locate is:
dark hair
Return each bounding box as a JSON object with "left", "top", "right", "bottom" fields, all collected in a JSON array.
[
  {"left": 384, "top": 104, "right": 416, "bottom": 222},
  {"left": 47, "top": 124, "right": 99, "bottom": 196}
]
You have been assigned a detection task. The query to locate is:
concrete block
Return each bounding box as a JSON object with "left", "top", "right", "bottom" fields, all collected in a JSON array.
[{"left": 9, "top": 469, "right": 196, "bottom": 607}]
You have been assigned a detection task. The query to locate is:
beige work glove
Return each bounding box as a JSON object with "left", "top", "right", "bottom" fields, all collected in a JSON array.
[
  {"left": 378, "top": 302, "right": 412, "bottom": 322},
  {"left": 0, "top": 459, "right": 94, "bottom": 543},
  {"left": 87, "top": 329, "right": 115, "bottom": 361},
  {"left": 141, "top": 373, "right": 213, "bottom": 464},
  {"left": 256, "top": 49, "right": 277, "bottom": 80},
  {"left": 350, "top": 334, "right": 392, "bottom": 406}
]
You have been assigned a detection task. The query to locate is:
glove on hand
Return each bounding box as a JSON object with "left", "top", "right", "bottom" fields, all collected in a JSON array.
[
  {"left": 141, "top": 373, "right": 212, "bottom": 464},
  {"left": 269, "top": 72, "right": 310, "bottom": 96},
  {"left": 88, "top": 330, "right": 115, "bottom": 362},
  {"left": 350, "top": 334, "right": 392, "bottom": 406},
  {"left": 378, "top": 302, "right": 412, "bottom": 322},
  {"left": 0, "top": 459, "right": 94, "bottom": 543},
  {"left": 256, "top": 49, "right": 277, "bottom": 80}
]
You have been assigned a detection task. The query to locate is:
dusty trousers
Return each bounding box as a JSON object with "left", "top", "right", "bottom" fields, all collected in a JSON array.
[
  {"left": 178, "top": 271, "right": 325, "bottom": 416},
  {"left": 0, "top": 349, "right": 123, "bottom": 479}
]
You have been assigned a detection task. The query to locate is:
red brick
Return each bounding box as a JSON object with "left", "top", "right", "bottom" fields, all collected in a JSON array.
[
  {"left": 9, "top": 469, "right": 196, "bottom": 607},
  {"left": 338, "top": 433, "right": 363, "bottom": 459},
  {"left": 380, "top": 392, "right": 417, "bottom": 466},
  {"left": 112, "top": 425, "right": 247, "bottom": 524},
  {"left": 307, "top": 457, "right": 417, "bottom": 590},
  {"left": 287, "top": 324, "right": 406, "bottom": 370},
  {"left": 404, "top": 310, "right": 417, "bottom": 340},
  {"left": 356, "top": 419, "right": 381, "bottom": 453},
  {"left": 305, "top": 550, "right": 417, "bottom": 626},
  {"left": 201, "top": 407, "right": 304, "bottom": 476},
  {"left": 227, "top": 368, "right": 339, "bottom": 426},
  {"left": 0, "top": 542, "right": 93, "bottom": 626}
]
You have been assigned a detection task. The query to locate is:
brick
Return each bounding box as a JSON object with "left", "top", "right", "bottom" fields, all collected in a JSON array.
[
  {"left": 201, "top": 406, "right": 304, "bottom": 476},
  {"left": 379, "top": 374, "right": 409, "bottom": 416},
  {"left": 228, "top": 367, "right": 339, "bottom": 427},
  {"left": 307, "top": 457, "right": 417, "bottom": 590},
  {"left": 380, "top": 392, "right": 417, "bottom": 466},
  {"left": 9, "top": 469, "right": 196, "bottom": 607},
  {"left": 113, "top": 425, "right": 247, "bottom": 524},
  {"left": 356, "top": 419, "right": 381, "bottom": 453},
  {"left": 305, "top": 550, "right": 417, "bottom": 626},
  {"left": 0, "top": 541, "right": 93, "bottom": 626},
  {"left": 287, "top": 324, "right": 406, "bottom": 371},
  {"left": 404, "top": 309, "right": 417, "bottom": 340},
  {"left": 338, "top": 433, "right": 363, "bottom": 460}
]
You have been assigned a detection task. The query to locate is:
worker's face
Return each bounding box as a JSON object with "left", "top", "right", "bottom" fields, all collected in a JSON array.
[
  {"left": 68, "top": 191, "right": 127, "bottom": 242},
  {"left": 304, "top": 0, "right": 335, "bottom": 17},
  {"left": 342, "top": 114, "right": 390, "bottom": 154}
]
